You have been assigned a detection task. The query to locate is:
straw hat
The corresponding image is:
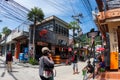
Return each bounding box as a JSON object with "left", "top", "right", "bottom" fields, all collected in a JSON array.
[{"left": 41, "top": 47, "right": 50, "bottom": 53}]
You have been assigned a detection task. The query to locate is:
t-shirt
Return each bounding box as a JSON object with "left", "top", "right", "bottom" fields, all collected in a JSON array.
[{"left": 72, "top": 54, "right": 78, "bottom": 63}]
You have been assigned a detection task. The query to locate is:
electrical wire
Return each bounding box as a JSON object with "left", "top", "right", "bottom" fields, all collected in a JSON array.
[
  {"left": 44, "top": 0, "right": 73, "bottom": 22},
  {"left": 69, "top": 0, "right": 76, "bottom": 15},
  {"left": 0, "top": 3, "right": 27, "bottom": 20},
  {"left": 45, "top": 0, "right": 72, "bottom": 17},
  {"left": 0, "top": 0, "right": 30, "bottom": 25}
]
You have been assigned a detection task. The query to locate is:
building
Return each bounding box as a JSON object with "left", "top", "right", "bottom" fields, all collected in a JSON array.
[
  {"left": 95, "top": 0, "right": 120, "bottom": 70},
  {"left": 29, "top": 15, "right": 69, "bottom": 61},
  {"left": 0, "top": 26, "right": 29, "bottom": 59}
]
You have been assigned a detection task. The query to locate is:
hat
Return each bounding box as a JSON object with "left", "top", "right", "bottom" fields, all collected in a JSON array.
[{"left": 41, "top": 47, "right": 50, "bottom": 53}]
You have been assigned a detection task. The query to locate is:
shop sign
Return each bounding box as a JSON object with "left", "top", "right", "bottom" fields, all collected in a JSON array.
[
  {"left": 36, "top": 29, "right": 56, "bottom": 44},
  {"left": 37, "top": 42, "right": 48, "bottom": 46},
  {"left": 107, "top": 0, "right": 120, "bottom": 9}
]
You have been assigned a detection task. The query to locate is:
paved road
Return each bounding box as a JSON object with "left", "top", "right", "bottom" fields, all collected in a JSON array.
[{"left": 0, "top": 56, "right": 90, "bottom": 80}]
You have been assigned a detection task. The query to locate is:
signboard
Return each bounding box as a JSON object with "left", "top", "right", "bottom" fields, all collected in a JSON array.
[
  {"left": 36, "top": 29, "right": 56, "bottom": 44},
  {"left": 107, "top": 0, "right": 120, "bottom": 9},
  {"left": 110, "top": 52, "right": 118, "bottom": 70}
]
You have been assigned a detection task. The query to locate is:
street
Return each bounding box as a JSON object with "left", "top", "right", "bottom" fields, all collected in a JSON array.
[{"left": 0, "top": 56, "right": 89, "bottom": 80}]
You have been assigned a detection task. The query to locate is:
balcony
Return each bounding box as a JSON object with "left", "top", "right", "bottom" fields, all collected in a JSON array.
[{"left": 11, "top": 26, "right": 29, "bottom": 41}]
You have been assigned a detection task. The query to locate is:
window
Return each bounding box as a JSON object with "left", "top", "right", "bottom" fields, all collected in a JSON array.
[
  {"left": 49, "top": 24, "right": 53, "bottom": 31},
  {"left": 55, "top": 24, "right": 58, "bottom": 33},
  {"left": 58, "top": 25, "right": 61, "bottom": 34}
]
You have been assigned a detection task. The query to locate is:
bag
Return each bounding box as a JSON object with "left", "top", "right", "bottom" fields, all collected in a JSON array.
[{"left": 43, "top": 70, "right": 53, "bottom": 78}]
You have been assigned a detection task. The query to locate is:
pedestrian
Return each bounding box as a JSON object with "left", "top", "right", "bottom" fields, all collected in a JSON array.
[
  {"left": 29, "top": 47, "right": 33, "bottom": 58},
  {"left": 72, "top": 50, "right": 79, "bottom": 74},
  {"left": 6, "top": 51, "right": 13, "bottom": 72},
  {"left": 86, "top": 61, "right": 94, "bottom": 73},
  {"left": 39, "top": 47, "right": 54, "bottom": 80}
]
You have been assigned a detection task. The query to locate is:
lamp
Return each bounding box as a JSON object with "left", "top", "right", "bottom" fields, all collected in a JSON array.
[{"left": 87, "top": 28, "right": 99, "bottom": 79}]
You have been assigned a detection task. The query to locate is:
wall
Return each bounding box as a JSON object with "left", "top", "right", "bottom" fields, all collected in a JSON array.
[
  {"left": 108, "top": 21, "right": 120, "bottom": 69},
  {"left": 108, "top": 22, "right": 119, "bottom": 52}
]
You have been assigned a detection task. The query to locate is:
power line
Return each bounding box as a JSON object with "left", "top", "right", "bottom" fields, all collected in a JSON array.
[
  {"left": 6, "top": 0, "right": 30, "bottom": 12},
  {"left": 69, "top": 0, "right": 76, "bottom": 15},
  {"left": 45, "top": 0, "right": 73, "bottom": 17},
  {"left": 0, "top": 3, "right": 27, "bottom": 20},
  {"left": 0, "top": 0, "right": 30, "bottom": 25}
]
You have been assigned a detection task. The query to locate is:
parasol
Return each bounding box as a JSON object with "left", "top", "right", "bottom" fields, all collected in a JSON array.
[{"left": 96, "top": 47, "right": 105, "bottom": 52}]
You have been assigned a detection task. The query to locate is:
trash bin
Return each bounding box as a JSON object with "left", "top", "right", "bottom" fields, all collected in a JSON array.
[{"left": 19, "top": 53, "right": 24, "bottom": 62}]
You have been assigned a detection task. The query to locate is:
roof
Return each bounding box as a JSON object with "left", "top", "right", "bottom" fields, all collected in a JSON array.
[{"left": 36, "top": 15, "right": 69, "bottom": 27}]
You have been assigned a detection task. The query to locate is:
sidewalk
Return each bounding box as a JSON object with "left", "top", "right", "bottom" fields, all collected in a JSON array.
[{"left": 95, "top": 70, "right": 120, "bottom": 80}]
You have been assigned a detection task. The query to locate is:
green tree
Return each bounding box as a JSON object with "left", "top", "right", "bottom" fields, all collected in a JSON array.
[
  {"left": 2, "top": 27, "right": 11, "bottom": 36},
  {"left": 68, "top": 21, "right": 81, "bottom": 48},
  {"left": 27, "top": 7, "right": 44, "bottom": 22},
  {"left": 1, "top": 27, "right": 11, "bottom": 56},
  {"left": 27, "top": 7, "right": 44, "bottom": 60}
]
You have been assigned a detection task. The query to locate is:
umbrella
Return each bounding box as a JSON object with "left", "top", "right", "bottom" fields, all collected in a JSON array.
[{"left": 96, "top": 47, "right": 105, "bottom": 52}]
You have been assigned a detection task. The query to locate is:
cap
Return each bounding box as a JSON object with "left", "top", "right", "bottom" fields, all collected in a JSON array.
[{"left": 41, "top": 47, "right": 50, "bottom": 53}]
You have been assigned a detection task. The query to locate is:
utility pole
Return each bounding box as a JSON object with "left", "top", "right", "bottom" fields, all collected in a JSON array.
[
  {"left": 72, "top": 13, "right": 83, "bottom": 24},
  {"left": 72, "top": 13, "right": 83, "bottom": 49}
]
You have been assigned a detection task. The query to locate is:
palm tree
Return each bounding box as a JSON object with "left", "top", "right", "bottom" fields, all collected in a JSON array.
[
  {"left": 68, "top": 21, "right": 81, "bottom": 49},
  {"left": 2, "top": 27, "right": 11, "bottom": 56},
  {"left": 27, "top": 7, "right": 44, "bottom": 59},
  {"left": 2, "top": 27, "right": 11, "bottom": 36}
]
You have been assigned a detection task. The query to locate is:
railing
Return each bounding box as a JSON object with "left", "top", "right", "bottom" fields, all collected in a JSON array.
[{"left": 11, "top": 25, "right": 29, "bottom": 40}]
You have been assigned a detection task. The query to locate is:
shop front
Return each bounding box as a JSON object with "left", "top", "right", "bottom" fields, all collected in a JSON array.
[
  {"left": 35, "top": 29, "right": 56, "bottom": 60},
  {"left": 96, "top": 8, "right": 120, "bottom": 70}
]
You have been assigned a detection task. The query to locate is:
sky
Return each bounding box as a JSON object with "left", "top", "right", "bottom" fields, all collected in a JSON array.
[{"left": 0, "top": 0, "right": 98, "bottom": 34}]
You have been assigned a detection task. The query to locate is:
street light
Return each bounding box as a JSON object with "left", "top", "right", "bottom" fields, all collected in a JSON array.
[{"left": 87, "top": 28, "right": 99, "bottom": 79}]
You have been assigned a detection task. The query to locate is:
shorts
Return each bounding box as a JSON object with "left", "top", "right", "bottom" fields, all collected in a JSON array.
[{"left": 73, "top": 63, "right": 78, "bottom": 70}]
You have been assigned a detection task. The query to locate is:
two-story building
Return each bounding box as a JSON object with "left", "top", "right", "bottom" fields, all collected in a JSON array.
[{"left": 29, "top": 15, "right": 69, "bottom": 62}]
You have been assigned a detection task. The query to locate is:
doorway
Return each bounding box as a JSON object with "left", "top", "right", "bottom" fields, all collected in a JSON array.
[{"left": 117, "top": 26, "right": 120, "bottom": 67}]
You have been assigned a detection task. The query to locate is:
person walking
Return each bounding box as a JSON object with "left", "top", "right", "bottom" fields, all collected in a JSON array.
[
  {"left": 6, "top": 51, "right": 13, "bottom": 72},
  {"left": 39, "top": 47, "right": 54, "bottom": 80},
  {"left": 72, "top": 50, "right": 79, "bottom": 74}
]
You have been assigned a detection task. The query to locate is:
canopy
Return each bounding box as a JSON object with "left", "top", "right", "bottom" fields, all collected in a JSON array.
[{"left": 96, "top": 47, "right": 105, "bottom": 51}]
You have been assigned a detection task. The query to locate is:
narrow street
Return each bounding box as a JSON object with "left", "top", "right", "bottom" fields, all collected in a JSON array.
[{"left": 0, "top": 56, "right": 89, "bottom": 80}]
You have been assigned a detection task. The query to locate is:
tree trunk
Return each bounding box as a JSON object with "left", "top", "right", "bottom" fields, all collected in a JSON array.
[
  {"left": 32, "top": 19, "right": 36, "bottom": 60},
  {"left": 73, "top": 29, "right": 75, "bottom": 50}
]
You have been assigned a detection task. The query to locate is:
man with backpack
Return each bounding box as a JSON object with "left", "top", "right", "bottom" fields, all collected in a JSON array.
[{"left": 39, "top": 47, "right": 54, "bottom": 80}]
